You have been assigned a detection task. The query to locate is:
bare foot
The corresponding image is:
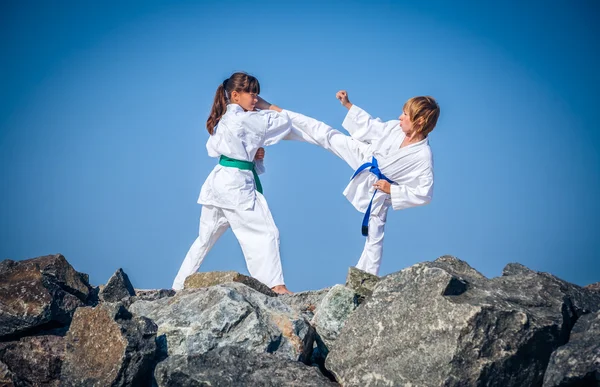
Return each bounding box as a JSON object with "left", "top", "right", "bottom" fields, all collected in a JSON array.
[{"left": 271, "top": 285, "right": 293, "bottom": 295}]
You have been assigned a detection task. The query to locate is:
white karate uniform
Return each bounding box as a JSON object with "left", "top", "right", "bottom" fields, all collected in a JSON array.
[
  {"left": 283, "top": 105, "right": 433, "bottom": 275},
  {"left": 172, "top": 104, "right": 292, "bottom": 290}
]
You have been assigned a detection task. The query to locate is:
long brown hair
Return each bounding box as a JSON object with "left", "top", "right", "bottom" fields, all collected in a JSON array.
[{"left": 206, "top": 72, "right": 261, "bottom": 135}]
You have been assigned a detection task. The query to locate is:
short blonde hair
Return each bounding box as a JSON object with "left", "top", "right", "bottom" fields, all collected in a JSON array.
[{"left": 403, "top": 96, "right": 440, "bottom": 136}]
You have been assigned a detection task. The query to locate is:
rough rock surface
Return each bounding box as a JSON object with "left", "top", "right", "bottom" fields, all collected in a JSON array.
[
  {"left": 0, "top": 335, "right": 64, "bottom": 387},
  {"left": 99, "top": 268, "right": 136, "bottom": 302},
  {"left": 134, "top": 289, "right": 176, "bottom": 302},
  {"left": 278, "top": 288, "right": 331, "bottom": 321},
  {"left": 543, "top": 310, "right": 600, "bottom": 386},
  {"left": 0, "top": 360, "right": 13, "bottom": 386},
  {"left": 326, "top": 256, "right": 600, "bottom": 387},
  {"left": 154, "top": 346, "right": 338, "bottom": 387},
  {"left": 184, "top": 271, "right": 277, "bottom": 297},
  {"left": 0, "top": 255, "right": 89, "bottom": 338},
  {"left": 585, "top": 282, "right": 600, "bottom": 292},
  {"left": 312, "top": 285, "right": 358, "bottom": 350},
  {"left": 129, "top": 282, "right": 314, "bottom": 362},
  {"left": 345, "top": 267, "right": 379, "bottom": 301},
  {"left": 60, "top": 303, "right": 157, "bottom": 387}
]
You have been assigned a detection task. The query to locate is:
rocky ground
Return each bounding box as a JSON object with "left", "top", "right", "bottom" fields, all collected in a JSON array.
[{"left": 1, "top": 254, "right": 599, "bottom": 386}]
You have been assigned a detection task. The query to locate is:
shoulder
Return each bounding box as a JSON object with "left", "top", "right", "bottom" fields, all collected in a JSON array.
[
  {"left": 222, "top": 108, "right": 264, "bottom": 130},
  {"left": 416, "top": 144, "right": 434, "bottom": 165}
]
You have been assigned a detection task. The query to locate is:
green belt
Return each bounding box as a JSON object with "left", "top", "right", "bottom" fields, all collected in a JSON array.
[{"left": 218, "top": 155, "right": 263, "bottom": 194}]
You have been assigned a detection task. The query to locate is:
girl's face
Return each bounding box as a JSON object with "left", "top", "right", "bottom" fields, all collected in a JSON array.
[
  {"left": 399, "top": 110, "right": 414, "bottom": 135},
  {"left": 232, "top": 91, "right": 258, "bottom": 111}
]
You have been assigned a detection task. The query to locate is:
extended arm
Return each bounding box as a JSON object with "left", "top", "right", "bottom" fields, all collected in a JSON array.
[
  {"left": 337, "top": 90, "right": 399, "bottom": 144},
  {"left": 248, "top": 99, "right": 292, "bottom": 146}
]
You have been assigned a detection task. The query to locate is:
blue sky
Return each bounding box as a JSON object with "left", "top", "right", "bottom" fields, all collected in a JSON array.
[{"left": 1, "top": 0, "right": 599, "bottom": 291}]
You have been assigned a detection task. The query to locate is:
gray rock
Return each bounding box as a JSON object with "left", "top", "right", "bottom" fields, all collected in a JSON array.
[
  {"left": 543, "top": 311, "right": 600, "bottom": 386},
  {"left": 123, "top": 289, "right": 177, "bottom": 308},
  {"left": 433, "top": 254, "right": 487, "bottom": 280},
  {"left": 0, "top": 256, "right": 88, "bottom": 339},
  {"left": 278, "top": 288, "right": 331, "bottom": 320},
  {"left": 134, "top": 289, "right": 176, "bottom": 302},
  {"left": 585, "top": 282, "right": 600, "bottom": 292},
  {"left": 312, "top": 285, "right": 358, "bottom": 350},
  {"left": 129, "top": 282, "right": 314, "bottom": 362},
  {"left": 99, "top": 268, "right": 136, "bottom": 302},
  {"left": 310, "top": 285, "right": 359, "bottom": 375},
  {"left": 60, "top": 303, "right": 157, "bottom": 387},
  {"left": 184, "top": 271, "right": 276, "bottom": 297},
  {"left": 345, "top": 267, "right": 379, "bottom": 300},
  {"left": 0, "top": 360, "right": 14, "bottom": 386},
  {"left": 0, "top": 335, "right": 64, "bottom": 387},
  {"left": 154, "top": 346, "right": 338, "bottom": 387},
  {"left": 502, "top": 262, "right": 536, "bottom": 277},
  {"left": 325, "top": 256, "right": 600, "bottom": 387}
]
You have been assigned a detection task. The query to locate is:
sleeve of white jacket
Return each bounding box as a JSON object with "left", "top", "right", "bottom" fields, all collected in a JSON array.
[
  {"left": 342, "top": 105, "right": 398, "bottom": 144},
  {"left": 259, "top": 110, "right": 293, "bottom": 146},
  {"left": 389, "top": 173, "right": 433, "bottom": 210}
]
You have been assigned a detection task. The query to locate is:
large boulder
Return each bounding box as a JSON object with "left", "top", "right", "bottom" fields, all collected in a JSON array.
[
  {"left": 543, "top": 310, "right": 600, "bottom": 386},
  {"left": 154, "top": 346, "right": 338, "bottom": 387},
  {"left": 0, "top": 335, "right": 64, "bottom": 386},
  {"left": 0, "top": 254, "right": 90, "bottom": 338},
  {"left": 184, "top": 271, "right": 277, "bottom": 297},
  {"left": 129, "top": 282, "right": 314, "bottom": 362},
  {"left": 325, "top": 256, "right": 600, "bottom": 387},
  {"left": 99, "top": 268, "right": 136, "bottom": 302},
  {"left": 60, "top": 303, "right": 157, "bottom": 387}
]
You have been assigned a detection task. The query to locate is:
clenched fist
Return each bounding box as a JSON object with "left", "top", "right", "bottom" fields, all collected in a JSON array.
[{"left": 336, "top": 90, "right": 353, "bottom": 110}]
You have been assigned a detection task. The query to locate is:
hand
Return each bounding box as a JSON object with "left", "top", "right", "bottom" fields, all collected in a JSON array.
[
  {"left": 336, "top": 90, "right": 352, "bottom": 109},
  {"left": 373, "top": 180, "right": 391, "bottom": 194},
  {"left": 254, "top": 147, "right": 265, "bottom": 160},
  {"left": 255, "top": 96, "right": 271, "bottom": 110}
]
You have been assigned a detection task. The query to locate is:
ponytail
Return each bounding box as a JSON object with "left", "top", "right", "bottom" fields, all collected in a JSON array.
[
  {"left": 205, "top": 73, "right": 260, "bottom": 135},
  {"left": 206, "top": 83, "right": 228, "bottom": 135}
]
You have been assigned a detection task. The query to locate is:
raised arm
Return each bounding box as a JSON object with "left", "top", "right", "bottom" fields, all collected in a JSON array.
[{"left": 337, "top": 90, "right": 399, "bottom": 144}]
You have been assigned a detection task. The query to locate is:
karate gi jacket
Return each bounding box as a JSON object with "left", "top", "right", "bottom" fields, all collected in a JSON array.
[
  {"left": 198, "top": 104, "right": 292, "bottom": 210},
  {"left": 342, "top": 105, "right": 434, "bottom": 216}
]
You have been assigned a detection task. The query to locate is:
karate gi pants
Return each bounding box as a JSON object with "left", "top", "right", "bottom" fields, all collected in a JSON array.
[
  {"left": 286, "top": 111, "right": 390, "bottom": 276},
  {"left": 172, "top": 192, "right": 284, "bottom": 290}
]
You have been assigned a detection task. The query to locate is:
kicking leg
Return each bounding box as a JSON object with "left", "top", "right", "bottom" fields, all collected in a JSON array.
[
  {"left": 284, "top": 110, "right": 370, "bottom": 170},
  {"left": 172, "top": 205, "right": 229, "bottom": 290}
]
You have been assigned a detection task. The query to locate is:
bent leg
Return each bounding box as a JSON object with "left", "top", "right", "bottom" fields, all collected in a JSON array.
[
  {"left": 284, "top": 110, "right": 370, "bottom": 170},
  {"left": 355, "top": 204, "right": 389, "bottom": 275},
  {"left": 172, "top": 205, "right": 229, "bottom": 290},
  {"left": 224, "top": 193, "right": 285, "bottom": 288}
]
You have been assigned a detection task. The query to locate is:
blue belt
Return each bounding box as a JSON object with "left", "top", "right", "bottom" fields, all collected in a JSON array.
[{"left": 350, "top": 157, "right": 394, "bottom": 236}]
